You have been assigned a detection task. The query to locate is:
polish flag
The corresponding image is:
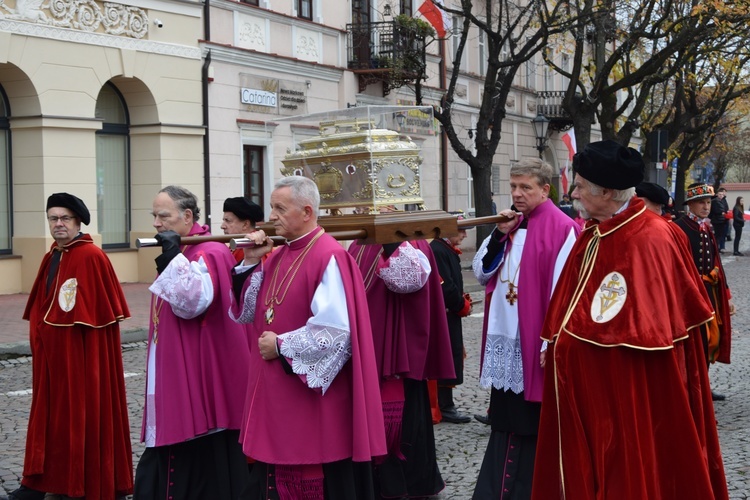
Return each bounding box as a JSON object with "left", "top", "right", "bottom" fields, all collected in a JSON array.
[
  {"left": 561, "top": 129, "right": 577, "bottom": 193},
  {"left": 562, "top": 129, "right": 577, "bottom": 161},
  {"left": 418, "top": 0, "right": 452, "bottom": 38}
]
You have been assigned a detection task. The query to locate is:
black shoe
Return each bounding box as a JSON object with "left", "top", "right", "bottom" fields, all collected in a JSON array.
[
  {"left": 734, "top": 252, "right": 744, "bottom": 256},
  {"left": 440, "top": 406, "right": 471, "bottom": 424},
  {"left": 7, "top": 486, "right": 46, "bottom": 500},
  {"left": 712, "top": 391, "right": 726, "bottom": 401},
  {"left": 474, "top": 413, "right": 491, "bottom": 425}
]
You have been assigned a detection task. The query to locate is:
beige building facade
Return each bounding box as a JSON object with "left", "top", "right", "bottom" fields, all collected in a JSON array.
[
  {"left": 203, "top": 0, "right": 589, "bottom": 234},
  {"left": 0, "top": 0, "right": 204, "bottom": 292},
  {"left": 0, "top": 0, "right": 602, "bottom": 293}
]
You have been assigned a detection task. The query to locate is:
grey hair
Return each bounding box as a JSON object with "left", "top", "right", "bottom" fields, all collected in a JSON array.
[
  {"left": 587, "top": 180, "right": 635, "bottom": 202},
  {"left": 275, "top": 176, "right": 320, "bottom": 213},
  {"left": 159, "top": 185, "right": 201, "bottom": 222},
  {"left": 510, "top": 158, "right": 554, "bottom": 186}
]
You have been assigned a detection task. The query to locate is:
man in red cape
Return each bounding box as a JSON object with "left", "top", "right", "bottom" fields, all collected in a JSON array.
[
  {"left": 532, "top": 141, "right": 728, "bottom": 500},
  {"left": 12, "top": 193, "right": 132, "bottom": 500}
]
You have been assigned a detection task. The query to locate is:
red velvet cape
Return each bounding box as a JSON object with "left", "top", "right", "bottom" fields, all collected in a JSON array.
[
  {"left": 533, "top": 199, "right": 728, "bottom": 500},
  {"left": 22, "top": 235, "right": 133, "bottom": 498}
]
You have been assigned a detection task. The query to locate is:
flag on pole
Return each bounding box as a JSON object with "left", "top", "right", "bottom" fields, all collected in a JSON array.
[
  {"left": 560, "top": 129, "right": 577, "bottom": 194},
  {"left": 418, "top": 0, "right": 452, "bottom": 38},
  {"left": 562, "top": 129, "right": 577, "bottom": 161}
]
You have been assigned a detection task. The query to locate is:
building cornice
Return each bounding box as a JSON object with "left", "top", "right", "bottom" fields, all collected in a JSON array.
[
  {"left": 203, "top": 42, "right": 344, "bottom": 82},
  {"left": 0, "top": 19, "right": 201, "bottom": 59}
]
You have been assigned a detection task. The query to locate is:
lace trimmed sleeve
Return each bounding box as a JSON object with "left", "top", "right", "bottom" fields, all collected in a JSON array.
[
  {"left": 149, "top": 253, "right": 214, "bottom": 319},
  {"left": 277, "top": 256, "right": 352, "bottom": 394},
  {"left": 229, "top": 267, "right": 264, "bottom": 324},
  {"left": 377, "top": 242, "right": 431, "bottom": 294},
  {"left": 473, "top": 233, "right": 503, "bottom": 286}
]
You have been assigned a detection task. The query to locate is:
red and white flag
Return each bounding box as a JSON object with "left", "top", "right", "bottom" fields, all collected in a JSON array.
[
  {"left": 418, "top": 0, "right": 452, "bottom": 38},
  {"left": 560, "top": 129, "right": 577, "bottom": 193},
  {"left": 562, "top": 129, "right": 577, "bottom": 161}
]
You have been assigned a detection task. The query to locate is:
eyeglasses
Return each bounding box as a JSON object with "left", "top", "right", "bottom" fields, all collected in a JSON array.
[{"left": 47, "top": 216, "right": 76, "bottom": 224}]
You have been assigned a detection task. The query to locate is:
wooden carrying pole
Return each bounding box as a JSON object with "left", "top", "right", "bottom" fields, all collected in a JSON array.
[{"left": 135, "top": 212, "right": 513, "bottom": 248}]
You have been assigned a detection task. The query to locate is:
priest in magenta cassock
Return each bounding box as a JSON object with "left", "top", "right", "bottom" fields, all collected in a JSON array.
[
  {"left": 14, "top": 193, "right": 132, "bottom": 500},
  {"left": 134, "top": 185, "right": 251, "bottom": 499},
  {"left": 230, "top": 176, "right": 386, "bottom": 500},
  {"left": 532, "top": 141, "right": 728, "bottom": 500},
  {"left": 348, "top": 216, "right": 455, "bottom": 499},
  {"left": 471, "top": 158, "right": 580, "bottom": 499}
]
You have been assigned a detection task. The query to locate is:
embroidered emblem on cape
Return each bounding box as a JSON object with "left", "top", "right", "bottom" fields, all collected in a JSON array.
[
  {"left": 591, "top": 272, "right": 626, "bottom": 323},
  {"left": 58, "top": 278, "right": 78, "bottom": 312}
]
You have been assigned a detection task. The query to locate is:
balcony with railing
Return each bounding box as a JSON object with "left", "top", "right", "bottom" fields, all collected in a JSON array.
[
  {"left": 536, "top": 91, "right": 574, "bottom": 131},
  {"left": 346, "top": 20, "right": 427, "bottom": 96}
]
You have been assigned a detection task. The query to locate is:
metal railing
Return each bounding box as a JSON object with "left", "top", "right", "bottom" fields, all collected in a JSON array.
[
  {"left": 536, "top": 91, "right": 569, "bottom": 118},
  {"left": 346, "top": 21, "right": 426, "bottom": 72}
]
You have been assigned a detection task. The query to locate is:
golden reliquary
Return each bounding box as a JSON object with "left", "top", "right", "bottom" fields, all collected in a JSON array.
[{"left": 281, "top": 117, "right": 425, "bottom": 211}]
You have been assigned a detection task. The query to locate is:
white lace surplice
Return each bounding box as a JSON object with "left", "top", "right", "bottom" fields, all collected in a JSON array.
[
  {"left": 145, "top": 253, "right": 215, "bottom": 447},
  {"left": 377, "top": 242, "right": 431, "bottom": 294},
  {"left": 480, "top": 229, "right": 526, "bottom": 393},
  {"left": 278, "top": 256, "right": 352, "bottom": 394},
  {"left": 229, "top": 265, "right": 264, "bottom": 324}
]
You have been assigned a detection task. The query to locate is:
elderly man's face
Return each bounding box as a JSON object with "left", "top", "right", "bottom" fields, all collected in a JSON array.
[
  {"left": 509, "top": 174, "right": 549, "bottom": 216},
  {"left": 221, "top": 212, "right": 254, "bottom": 235},
  {"left": 688, "top": 198, "right": 711, "bottom": 219},
  {"left": 47, "top": 207, "right": 81, "bottom": 246},
  {"left": 269, "top": 186, "right": 311, "bottom": 240},
  {"left": 571, "top": 174, "right": 605, "bottom": 220},
  {"left": 151, "top": 192, "right": 193, "bottom": 236}
]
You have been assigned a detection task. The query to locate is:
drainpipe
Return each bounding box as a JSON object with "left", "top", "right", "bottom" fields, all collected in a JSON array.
[{"left": 202, "top": 49, "right": 212, "bottom": 225}]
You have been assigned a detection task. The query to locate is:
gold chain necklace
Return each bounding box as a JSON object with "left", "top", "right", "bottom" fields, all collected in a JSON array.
[
  {"left": 151, "top": 298, "right": 165, "bottom": 344},
  {"left": 354, "top": 245, "right": 383, "bottom": 291},
  {"left": 499, "top": 243, "right": 521, "bottom": 306},
  {"left": 263, "top": 229, "right": 324, "bottom": 324}
]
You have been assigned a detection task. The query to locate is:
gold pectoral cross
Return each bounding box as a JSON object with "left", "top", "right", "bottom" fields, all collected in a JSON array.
[
  {"left": 265, "top": 305, "right": 275, "bottom": 324},
  {"left": 506, "top": 283, "right": 518, "bottom": 305}
]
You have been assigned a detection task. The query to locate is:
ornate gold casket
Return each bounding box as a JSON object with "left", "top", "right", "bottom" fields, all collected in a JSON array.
[{"left": 279, "top": 106, "right": 435, "bottom": 211}]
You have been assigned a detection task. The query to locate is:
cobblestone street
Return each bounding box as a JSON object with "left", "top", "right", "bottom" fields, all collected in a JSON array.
[{"left": 0, "top": 254, "right": 748, "bottom": 498}]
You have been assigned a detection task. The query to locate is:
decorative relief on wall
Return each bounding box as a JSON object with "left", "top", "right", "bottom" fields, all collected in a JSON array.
[
  {"left": 0, "top": 18, "right": 201, "bottom": 58},
  {"left": 236, "top": 13, "right": 266, "bottom": 51},
  {"left": 0, "top": 0, "right": 148, "bottom": 38},
  {"left": 294, "top": 28, "right": 319, "bottom": 63},
  {"left": 505, "top": 96, "right": 515, "bottom": 109}
]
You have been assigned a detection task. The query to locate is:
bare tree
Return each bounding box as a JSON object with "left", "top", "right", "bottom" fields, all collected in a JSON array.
[
  {"left": 545, "top": 0, "right": 750, "bottom": 152},
  {"left": 412, "top": 0, "right": 576, "bottom": 243}
]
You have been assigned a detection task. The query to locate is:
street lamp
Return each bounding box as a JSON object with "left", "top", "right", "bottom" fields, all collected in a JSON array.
[{"left": 531, "top": 113, "right": 550, "bottom": 158}]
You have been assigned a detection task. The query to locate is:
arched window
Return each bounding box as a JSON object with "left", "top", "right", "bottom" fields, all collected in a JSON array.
[
  {"left": 0, "top": 88, "right": 12, "bottom": 253},
  {"left": 95, "top": 83, "right": 130, "bottom": 247}
]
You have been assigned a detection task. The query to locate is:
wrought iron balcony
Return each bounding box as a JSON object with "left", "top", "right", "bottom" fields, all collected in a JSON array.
[
  {"left": 346, "top": 20, "right": 427, "bottom": 96},
  {"left": 536, "top": 91, "right": 574, "bottom": 132}
]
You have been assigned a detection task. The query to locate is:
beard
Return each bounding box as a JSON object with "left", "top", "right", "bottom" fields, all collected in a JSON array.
[{"left": 573, "top": 200, "right": 589, "bottom": 220}]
